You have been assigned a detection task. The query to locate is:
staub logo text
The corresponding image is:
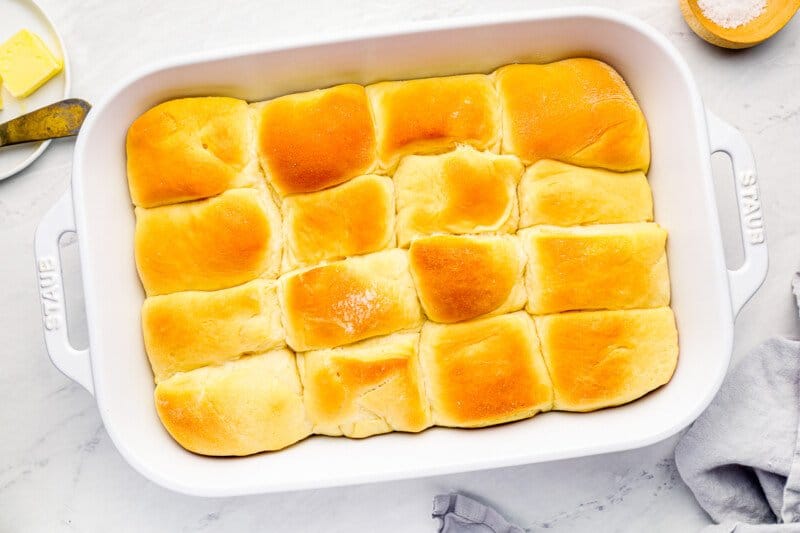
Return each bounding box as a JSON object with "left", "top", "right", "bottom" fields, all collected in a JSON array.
[
  {"left": 739, "top": 170, "right": 764, "bottom": 245},
  {"left": 38, "top": 258, "right": 61, "bottom": 331}
]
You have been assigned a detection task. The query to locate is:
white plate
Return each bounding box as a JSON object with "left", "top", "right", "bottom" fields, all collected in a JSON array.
[{"left": 0, "top": 0, "right": 70, "bottom": 180}]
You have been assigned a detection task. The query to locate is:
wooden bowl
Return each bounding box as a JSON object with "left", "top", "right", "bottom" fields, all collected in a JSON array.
[{"left": 680, "top": 0, "right": 800, "bottom": 48}]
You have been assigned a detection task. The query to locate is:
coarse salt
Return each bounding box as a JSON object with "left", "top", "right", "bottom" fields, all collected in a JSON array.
[{"left": 697, "top": 0, "right": 767, "bottom": 29}]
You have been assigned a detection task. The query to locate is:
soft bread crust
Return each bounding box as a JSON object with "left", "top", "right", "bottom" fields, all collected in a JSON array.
[
  {"left": 279, "top": 250, "right": 424, "bottom": 351},
  {"left": 142, "top": 280, "right": 284, "bottom": 383},
  {"left": 409, "top": 234, "right": 527, "bottom": 323},
  {"left": 154, "top": 350, "right": 311, "bottom": 456},
  {"left": 126, "top": 97, "right": 260, "bottom": 208},
  {"left": 535, "top": 308, "right": 678, "bottom": 411},
  {"left": 128, "top": 63, "right": 678, "bottom": 454},
  {"left": 518, "top": 160, "right": 653, "bottom": 228},
  {"left": 134, "top": 188, "right": 282, "bottom": 296},
  {"left": 298, "top": 333, "right": 432, "bottom": 438},
  {"left": 367, "top": 75, "right": 501, "bottom": 170},
  {"left": 419, "top": 312, "right": 553, "bottom": 428},
  {"left": 495, "top": 59, "right": 650, "bottom": 171},
  {"left": 520, "top": 223, "right": 670, "bottom": 314},
  {"left": 281, "top": 175, "right": 395, "bottom": 270},
  {"left": 394, "top": 146, "right": 523, "bottom": 247},
  {"left": 253, "top": 84, "right": 377, "bottom": 195}
]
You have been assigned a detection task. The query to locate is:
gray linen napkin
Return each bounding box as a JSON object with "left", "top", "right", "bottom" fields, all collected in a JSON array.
[
  {"left": 433, "top": 494, "right": 525, "bottom": 533},
  {"left": 675, "top": 275, "right": 800, "bottom": 532}
]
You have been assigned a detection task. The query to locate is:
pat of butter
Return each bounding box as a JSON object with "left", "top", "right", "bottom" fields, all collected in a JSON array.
[{"left": 0, "top": 29, "right": 63, "bottom": 98}]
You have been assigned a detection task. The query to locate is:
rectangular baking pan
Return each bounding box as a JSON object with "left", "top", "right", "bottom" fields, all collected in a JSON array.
[{"left": 34, "top": 7, "right": 767, "bottom": 496}]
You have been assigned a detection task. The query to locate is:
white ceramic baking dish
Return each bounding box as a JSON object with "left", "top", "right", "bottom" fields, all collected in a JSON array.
[{"left": 35, "top": 8, "right": 767, "bottom": 496}]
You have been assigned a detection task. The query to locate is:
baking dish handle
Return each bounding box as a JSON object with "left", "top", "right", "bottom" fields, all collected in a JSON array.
[
  {"left": 34, "top": 187, "right": 94, "bottom": 395},
  {"left": 706, "top": 110, "right": 768, "bottom": 318}
]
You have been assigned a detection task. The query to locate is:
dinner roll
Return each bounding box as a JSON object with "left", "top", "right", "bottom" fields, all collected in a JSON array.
[
  {"left": 281, "top": 174, "right": 395, "bottom": 270},
  {"left": 142, "top": 280, "right": 284, "bottom": 383},
  {"left": 367, "top": 74, "right": 500, "bottom": 170},
  {"left": 279, "top": 249, "right": 423, "bottom": 351},
  {"left": 134, "top": 188, "right": 281, "bottom": 296},
  {"left": 495, "top": 59, "right": 650, "bottom": 171},
  {"left": 154, "top": 350, "right": 311, "bottom": 456},
  {"left": 535, "top": 308, "right": 678, "bottom": 411},
  {"left": 394, "top": 146, "right": 523, "bottom": 247},
  {"left": 419, "top": 312, "right": 553, "bottom": 428},
  {"left": 253, "top": 84, "right": 377, "bottom": 195},
  {"left": 298, "top": 333, "right": 432, "bottom": 438},
  {"left": 518, "top": 160, "right": 653, "bottom": 228},
  {"left": 521, "top": 223, "right": 669, "bottom": 314},
  {"left": 127, "top": 97, "right": 261, "bottom": 208},
  {"left": 409, "top": 234, "right": 526, "bottom": 323}
]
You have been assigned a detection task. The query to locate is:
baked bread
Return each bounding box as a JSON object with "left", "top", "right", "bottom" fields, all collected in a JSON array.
[
  {"left": 134, "top": 188, "right": 281, "bottom": 296},
  {"left": 408, "top": 234, "right": 526, "bottom": 323},
  {"left": 127, "top": 97, "right": 261, "bottom": 208},
  {"left": 253, "top": 84, "right": 377, "bottom": 195},
  {"left": 298, "top": 333, "right": 432, "bottom": 438},
  {"left": 394, "top": 146, "right": 523, "bottom": 247},
  {"left": 281, "top": 174, "right": 395, "bottom": 270},
  {"left": 142, "top": 280, "right": 284, "bottom": 383},
  {"left": 419, "top": 312, "right": 553, "bottom": 427},
  {"left": 518, "top": 160, "right": 653, "bottom": 228},
  {"left": 367, "top": 74, "right": 500, "bottom": 170},
  {"left": 154, "top": 350, "right": 311, "bottom": 456},
  {"left": 535, "top": 308, "right": 678, "bottom": 411},
  {"left": 279, "top": 249, "right": 424, "bottom": 351},
  {"left": 520, "top": 223, "right": 670, "bottom": 314},
  {"left": 495, "top": 59, "right": 650, "bottom": 171},
  {"left": 127, "top": 61, "right": 678, "bottom": 455}
]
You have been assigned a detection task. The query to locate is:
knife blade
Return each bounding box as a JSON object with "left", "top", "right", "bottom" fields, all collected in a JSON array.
[{"left": 0, "top": 98, "right": 91, "bottom": 148}]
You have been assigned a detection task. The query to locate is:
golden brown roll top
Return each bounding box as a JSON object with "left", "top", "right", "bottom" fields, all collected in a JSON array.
[
  {"left": 279, "top": 249, "right": 424, "bottom": 351},
  {"left": 495, "top": 59, "right": 650, "bottom": 172},
  {"left": 142, "top": 280, "right": 284, "bottom": 383},
  {"left": 535, "top": 308, "right": 678, "bottom": 411},
  {"left": 518, "top": 160, "right": 654, "bottom": 228},
  {"left": 298, "top": 333, "right": 432, "bottom": 438},
  {"left": 253, "top": 84, "right": 377, "bottom": 195},
  {"left": 126, "top": 97, "right": 261, "bottom": 208},
  {"left": 134, "top": 188, "right": 282, "bottom": 296},
  {"left": 520, "top": 223, "right": 670, "bottom": 314},
  {"left": 394, "top": 146, "right": 523, "bottom": 247},
  {"left": 281, "top": 174, "right": 395, "bottom": 270},
  {"left": 419, "top": 312, "right": 553, "bottom": 428},
  {"left": 409, "top": 234, "right": 526, "bottom": 323},
  {"left": 154, "top": 350, "right": 311, "bottom": 456},
  {"left": 126, "top": 59, "right": 649, "bottom": 208},
  {"left": 129, "top": 60, "right": 676, "bottom": 456},
  {"left": 367, "top": 74, "right": 501, "bottom": 170}
]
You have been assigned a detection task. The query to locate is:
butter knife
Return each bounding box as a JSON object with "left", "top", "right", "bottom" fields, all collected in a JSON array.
[{"left": 0, "top": 99, "right": 91, "bottom": 148}]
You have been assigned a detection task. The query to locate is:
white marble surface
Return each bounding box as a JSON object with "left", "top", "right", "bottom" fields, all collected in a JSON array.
[{"left": 1, "top": 0, "right": 798, "bottom": 531}]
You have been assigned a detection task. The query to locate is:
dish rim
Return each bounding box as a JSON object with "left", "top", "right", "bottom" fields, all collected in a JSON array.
[{"left": 68, "top": 7, "right": 742, "bottom": 496}]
